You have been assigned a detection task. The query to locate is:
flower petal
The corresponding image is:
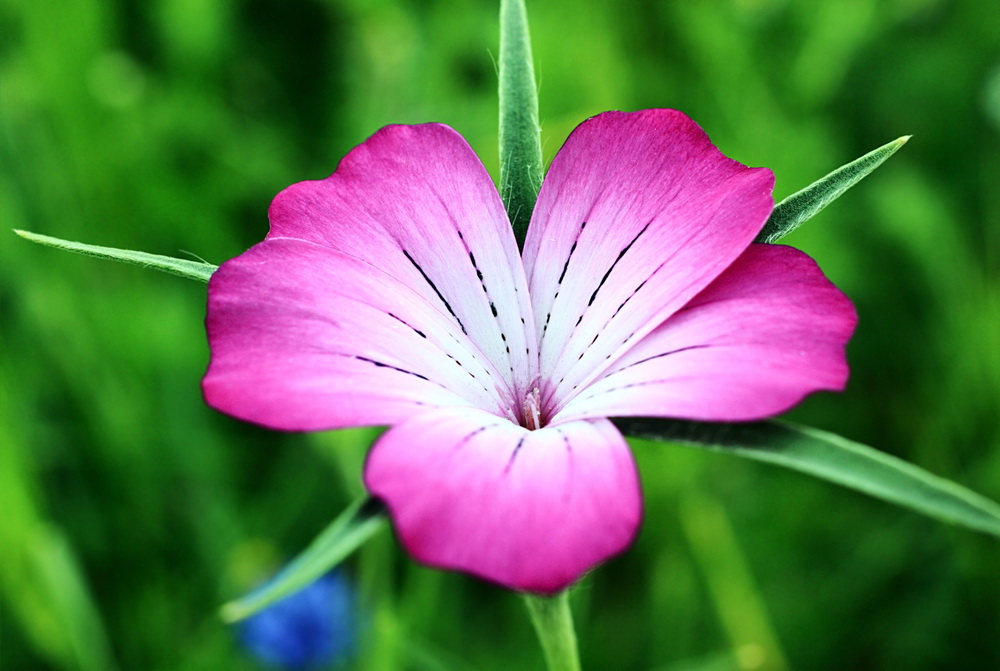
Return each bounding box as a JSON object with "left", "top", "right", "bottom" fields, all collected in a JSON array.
[
  {"left": 522, "top": 110, "right": 774, "bottom": 412},
  {"left": 555, "top": 244, "right": 857, "bottom": 423},
  {"left": 266, "top": 124, "right": 537, "bottom": 401},
  {"left": 364, "top": 408, "right": 642, "bottom": 593},
  {"left": 204, "top": 239, "right": 515, "bottom": 430}
]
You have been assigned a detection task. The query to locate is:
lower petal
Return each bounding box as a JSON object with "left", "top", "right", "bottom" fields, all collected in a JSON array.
[{"left": 364, "top": 408, "right": 642, "bottom": 593}]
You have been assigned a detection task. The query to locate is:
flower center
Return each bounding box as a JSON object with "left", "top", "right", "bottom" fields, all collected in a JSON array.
[{"left": 521, "top": 387, "right": 544, "bottom": 430}]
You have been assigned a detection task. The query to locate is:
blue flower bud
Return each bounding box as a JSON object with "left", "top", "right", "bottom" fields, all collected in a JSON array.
[{"left": 238, "top": 571, "right": 356, "bottom": 670}]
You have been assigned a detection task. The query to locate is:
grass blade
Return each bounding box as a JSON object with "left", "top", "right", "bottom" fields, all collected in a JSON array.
[
  {"left": 14, "top": 230, "right": 217, "bottom": 282},
  {"left": 615, "top": 418, "right": 1000, "bottom": 538},
  {"left": 220, "top": 497, "right": 386, "bottom": 623}
]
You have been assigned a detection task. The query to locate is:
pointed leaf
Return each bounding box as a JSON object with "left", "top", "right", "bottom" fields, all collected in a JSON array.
[
  {"left": 219, "top": 497, "right": 386, "bottom": 623},
  {"left": 498, "top": 0, "right": 543, "bottom": 250},
  {"left": 755, "top": 136, "right": 910, "bottom": 244},
  {"left": 615, "top": 418, "right": 1000, "bottom": 539},
  {"left": 14, "top": 230, "right": 217, "bottom": 282}
]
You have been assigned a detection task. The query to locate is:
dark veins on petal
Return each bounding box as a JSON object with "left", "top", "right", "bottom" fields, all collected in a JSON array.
[
  {"left": 503, "top": 436, "right": 527, "bottom": 474},
  {"left": 456, "top": 229, "right": 514, "bottom": 369},
  {"left": 550, "top": 219, "right": 655, "bottom": 397},
  {"left": 611, "top": 344, "right": 713, "bottom": 375},
  {"left": 577, "top": 219, "right": 652, "bottom": 327},
  {"left": 557, "top": 428, "right": 574, "bottom": 503},
  {"left": 544, "top": 221, "right": 587, "bottom": 335},
  {"left": 402, "top": 249, "right": 468, "bottom": 336},
  {"left": 388, "top": 312, "right": 426, "bottom": 339},
  {"left": 354, "top": 355, "right": 430, "bottom": 381},
  {"left": 386, "top": 311, "right": 501, "bottom": 402},
  {"left": 575, "top": 346, "right": 715, "bottom": 402},
  {"left": 458, "top": 422, "right": 502, "bottom": 449}
]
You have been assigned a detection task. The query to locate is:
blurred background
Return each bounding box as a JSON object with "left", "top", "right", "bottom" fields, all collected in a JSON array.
[{"left": 2, "top": 0, "right": 998, "bottom": 669}]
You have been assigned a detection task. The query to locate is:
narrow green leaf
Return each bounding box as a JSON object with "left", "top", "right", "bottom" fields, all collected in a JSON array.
[
  {"left": 14, "top": 230, "right": 217, "bottom": 282},
  {"left": 615, "top": 418, "right": 1000, "bottom": 539},
  {"left": 30, "top": 525, "right": 121, "bottom": 671},
  {"left": 219, "top": 497, "right": 387, "bottom": 623},
  {"left": 498, "top": 0, "right": 543, "bottom": 250},
  {"left": 755, "top": 136, "right": 910, "bottom": 244}
]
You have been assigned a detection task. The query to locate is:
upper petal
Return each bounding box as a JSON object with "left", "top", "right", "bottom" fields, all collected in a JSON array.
[
  {"left": 555, "top": 244, "right": 857, "bottom": 423},
  {"left": 266, "top": 124, "right": 537, "bottom": 400},
  {"left": 522, "top": 110, "right": 774, "bottom": 412},
  {"left": 204, "top": 239, "right": 515, "bottom": 430},
  {"left": 364, "top": 408, "right": 642, "bottom": 593}
]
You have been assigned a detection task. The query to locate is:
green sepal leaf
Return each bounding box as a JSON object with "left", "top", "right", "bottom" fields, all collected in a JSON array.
[
  {"left": 755, "top": 136, "right": 910, "bottom": 244},
  {"left": 14, "top": 230, "right": 217, "bottom": 283},
  {"left": 219, "top": 497, "right": 387, "bottom": 623},
  {"left": 615, "top": 418, "right": 1000, "bottom": 539},
  {"left": 498, "top": 0, "right": 543, "bottom": 250}
]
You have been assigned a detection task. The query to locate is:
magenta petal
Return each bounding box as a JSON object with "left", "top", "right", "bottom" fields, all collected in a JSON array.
[
  {"left": 364, "top": 408, "right": 642, "bottom": 593},
  {"left": 204, "top": 239, "right": 512, "bottom": 431},
  {"left": 522, "top": 110, "right": 775, "bottom": 409},
  {"left": 556, "top": 244, "right": 858, "bottom": 423},
  {"left": 266, "top": 124, "right": 537, "bottom": 399}
]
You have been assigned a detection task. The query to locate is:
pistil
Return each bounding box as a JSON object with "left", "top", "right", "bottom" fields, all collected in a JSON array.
[{"left": 522, "top": 387, "right": 543, "bottom": 430}]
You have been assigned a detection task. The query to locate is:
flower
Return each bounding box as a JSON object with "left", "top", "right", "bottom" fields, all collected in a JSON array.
[
  {"left": 204, "top": 109, "right": 856, "bottom": 593},
  {"left": 238, "top": 572, "right": 357, "bottom": 670}
]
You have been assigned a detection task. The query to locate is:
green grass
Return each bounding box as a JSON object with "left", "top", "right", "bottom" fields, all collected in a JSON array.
[{"left": 2, "top": 0, "right": 998, "bottom": 669}]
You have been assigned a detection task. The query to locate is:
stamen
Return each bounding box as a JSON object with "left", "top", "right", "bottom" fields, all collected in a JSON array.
[{"left": 522, "top": 387, "right": 543, "bottom": 430}]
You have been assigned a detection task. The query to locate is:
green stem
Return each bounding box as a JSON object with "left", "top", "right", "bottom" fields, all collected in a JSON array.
[
  {"left": 498, "top": 0, "right": 543, "bottom": 251},
  {"left": 523, "top": 592, "right": 582, "bottom": 671}
]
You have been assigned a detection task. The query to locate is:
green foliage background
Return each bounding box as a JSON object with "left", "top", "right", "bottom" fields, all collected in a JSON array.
[{"left": 2, "top": 0, "right": 998, "bottom": 669}]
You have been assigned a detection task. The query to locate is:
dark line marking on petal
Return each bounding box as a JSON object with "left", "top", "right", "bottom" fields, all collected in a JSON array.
[
  {"left": 556, "top": 219, "right": 653, "bottom": 376},
  {"left": 444, "top": 353, "right": 506, "bottom": 402},
  {"left": 571, "top": 345, "right": 719, "bottom": 408},
  {"left": 629, "top": 344, "right": 712, "bottom": 368},
  {"left": 604, "top": 277, "right": 651, "bottom": 340},
  {"left": 470, "top": 253, "right": 484, "bottom": 280},
  {"left": 385, "top": 311, "right": 504, "bottom": 401},
  {"left": 455, "top": 422, "right": 502, "bottom": 450},
  {"left": 355, "top": 355, "right": 430, "bottom": 381},
  {"left": 457, "top": 230, "right": 514, "bottom": 381},
  {"left": 402, "top": 248, "right": 468, "bottom": 335},
  {"left": 504, "top": 435, "right": 528, "bottom": 474},
  {"left": 585, "top": 220, "right": 652, "bottom": 308},
  {"left": 556, "top": 221, "right": 587, "bottom": 285},
  {"left": 558, "top": 429, "right": 574, "bottom": 503},
  {"left": 387, "top": 312, "right": 426, "bottom": 338},
  {"left": 556, "top": 248, "right": 574, "bottom": 284},
  {"left": 555, "top": 221, "right": 656, "bottom": 376},
  {"left": 605, "top": 344, "right": 714, "bottom": 378}
]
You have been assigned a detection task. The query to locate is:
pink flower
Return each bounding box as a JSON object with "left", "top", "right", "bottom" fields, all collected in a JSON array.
[{"left": 203, "top": 110, "right": 856, "bottom": 593}]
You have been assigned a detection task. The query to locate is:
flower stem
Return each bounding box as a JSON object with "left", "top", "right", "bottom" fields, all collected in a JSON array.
[
  {"left": 498, "top": 0, "right": 543, "bottom": 251},
  {"left": 523, "top": 591, "right": 582, "bottom": 671}
]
